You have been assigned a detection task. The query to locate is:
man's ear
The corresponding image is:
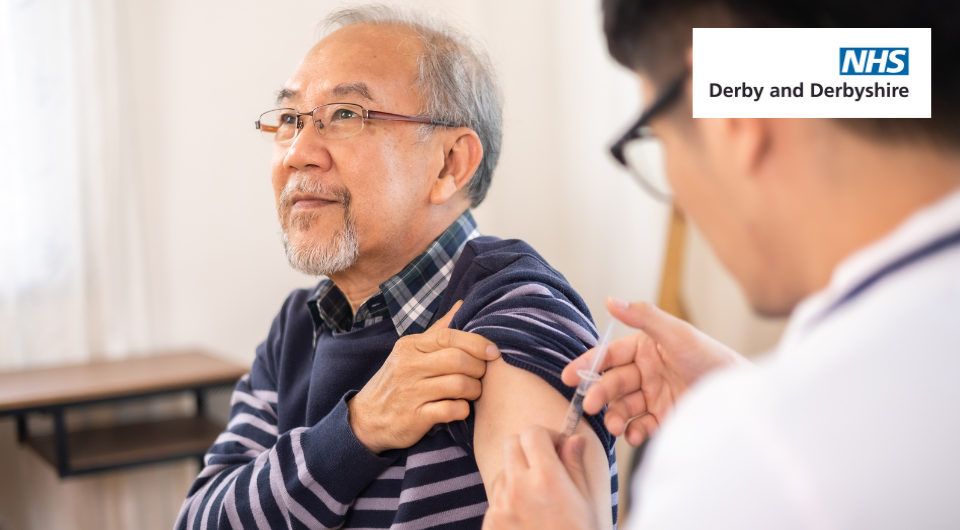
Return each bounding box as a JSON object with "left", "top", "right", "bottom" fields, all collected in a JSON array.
[
  {"left": 731, "top": 118, "right": 772, "bottom": 179},
  {"left": 430, "top": 129, "right": 484, "bottom": 205},
  {"left": 699, "top": 117, "right": 772, "bottom": 183}
]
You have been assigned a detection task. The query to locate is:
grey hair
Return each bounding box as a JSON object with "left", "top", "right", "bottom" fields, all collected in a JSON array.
[{"left": 320, "top": 5, "right": 503, "bottom": 206}]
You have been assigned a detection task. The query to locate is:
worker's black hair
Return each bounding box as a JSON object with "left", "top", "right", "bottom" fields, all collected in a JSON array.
[{"left": 602, "top": 0, "right": 960, "bottom": 146}]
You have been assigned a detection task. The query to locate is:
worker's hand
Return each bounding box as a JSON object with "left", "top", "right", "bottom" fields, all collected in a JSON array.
[
  {"left": 348, "top": 301, "right": 500, "bottom": 453},
  {"left": 562, "top": 298, "right": 751, "bottom": 446},
  {"left": 483, "top": 427, "right": 600, "bottom": 530}
]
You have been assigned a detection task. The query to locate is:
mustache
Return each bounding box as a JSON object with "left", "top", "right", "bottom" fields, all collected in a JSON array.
[{"left": 278, "top": 175, "right": 352, "bottom": 217}]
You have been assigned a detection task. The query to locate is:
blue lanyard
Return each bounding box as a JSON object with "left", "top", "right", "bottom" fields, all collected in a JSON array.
[{"left": 824, "top": 224, "right": 960, "bottom": 316}]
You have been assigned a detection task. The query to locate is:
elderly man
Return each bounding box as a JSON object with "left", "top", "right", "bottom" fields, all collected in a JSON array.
[{"left": 175, "top": 6, "right": 616, "bottom": 530}]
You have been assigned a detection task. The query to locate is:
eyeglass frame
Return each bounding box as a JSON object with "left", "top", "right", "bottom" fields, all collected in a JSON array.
[
  {"left": 609, "top": 71, "right": 688, "bottom": 203},
  {"left": 255, "top": 103, "right": 460, "bottom": 142}
]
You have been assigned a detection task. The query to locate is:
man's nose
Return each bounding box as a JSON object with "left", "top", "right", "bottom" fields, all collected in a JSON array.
[{"left": 281, "top": 117, "right": 333, "bottom": 172}]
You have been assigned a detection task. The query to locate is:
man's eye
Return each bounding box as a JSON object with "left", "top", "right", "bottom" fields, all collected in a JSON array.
[
  {"left": 280, "top": 114, "right": 298, "bottom": 125},
  {"left": 333, "top": 109, "right": 359, "bottom": 120}
]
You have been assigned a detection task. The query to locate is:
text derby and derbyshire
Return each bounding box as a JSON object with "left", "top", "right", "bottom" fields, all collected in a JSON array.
[{"left": 709, "top": 82, "right": 909, "bottom": 102}]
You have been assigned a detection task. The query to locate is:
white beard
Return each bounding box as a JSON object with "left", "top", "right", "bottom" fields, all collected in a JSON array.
[{"left": 278, "top": 175, "right": 359, "bottom": 277}]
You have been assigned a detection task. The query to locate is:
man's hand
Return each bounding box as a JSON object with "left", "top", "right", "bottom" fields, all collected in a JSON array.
[
  {"left": 348, "top": 301, "right": 501, "bottom": 453},
  {"left": 483, "top": 428, "right": 600, "bottom": 530},
  {"left": 562, "top": 298, "right": 751, "bottom": 446}
]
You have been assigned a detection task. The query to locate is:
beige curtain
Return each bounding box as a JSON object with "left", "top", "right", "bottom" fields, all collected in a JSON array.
[{"left": 0, "top": 1, "right": 193, "bottom": 529}]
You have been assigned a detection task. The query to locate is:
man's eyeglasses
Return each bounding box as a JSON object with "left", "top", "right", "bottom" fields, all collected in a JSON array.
[
  {"left": 256, "top": 103, "right": 458, "bottom": 143},
  {"left": 610, "top": 72, "right": 688, "bottom": 203}
]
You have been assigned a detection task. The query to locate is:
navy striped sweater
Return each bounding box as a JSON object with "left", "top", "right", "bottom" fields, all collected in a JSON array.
[{"left": 176, "top": 236, "right": 618, "bottom": 529}]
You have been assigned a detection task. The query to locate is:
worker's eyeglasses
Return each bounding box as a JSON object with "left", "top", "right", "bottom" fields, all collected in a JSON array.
[
  {"left": 609, "top": 72, "right": 688, "bottom": 203},
  {"left": 255, "top": 103, "right": 458, "bottom": 143}
]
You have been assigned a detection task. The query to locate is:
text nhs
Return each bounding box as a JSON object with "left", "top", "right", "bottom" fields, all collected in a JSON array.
[{"left": 840, "top": 48, "right": 908, "bottom": 75}]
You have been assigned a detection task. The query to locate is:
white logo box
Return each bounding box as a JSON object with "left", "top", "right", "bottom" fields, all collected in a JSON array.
[{"left": 692, "top": 28, "right": 931, "bottom": 118}]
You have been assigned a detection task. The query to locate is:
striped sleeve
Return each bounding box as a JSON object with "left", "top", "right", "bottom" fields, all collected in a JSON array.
[
  {"left": 465, "top": 282, "right": 598, "bottom": 377},
  {"left": 447, "top": 257, "right": 620, "bottom": 527},
  {"left": 460, "top": 281, "right": 612, "bottom": 444},
  {"left": 175, "top": 357, "right": 396, "bottom": 529}
]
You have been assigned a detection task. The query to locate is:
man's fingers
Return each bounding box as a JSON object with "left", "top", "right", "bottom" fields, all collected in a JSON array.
[
  {"left": 428, "top": 300, "right": 463, "bottom": 332},
  {"left": 422, "top": 328, "right": 500, "bottom": 361},
  {"left": 422, "top": 301, "right": 501, "bottom": 361},
  {"left": 606, "top": 298, "right": 695, "bottom": 349},
  {"left": 429, "top": 348, "right": 487, "bottom": 379},
  {"left": 418, "top": 399, "right": 470, "bottom": 425},
  {"left": 421, "top": 374, "right": 482, "bottom": 402},
  {"left": 581, "top": 364, "right": 642, "bottom": 415}
]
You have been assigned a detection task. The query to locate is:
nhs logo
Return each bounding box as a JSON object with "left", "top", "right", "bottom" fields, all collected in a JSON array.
[{"left": 840, "top": 48, "right": 909, "bottom": 75}]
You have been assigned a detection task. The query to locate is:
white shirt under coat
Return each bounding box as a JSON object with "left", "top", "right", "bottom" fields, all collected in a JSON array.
[{"left": 629, "top": 188, "right": 960, "bottom": 529}]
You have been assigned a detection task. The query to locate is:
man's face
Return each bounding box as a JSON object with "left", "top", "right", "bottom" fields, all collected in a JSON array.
[
  {"left": 272, "top": 24, "right": 448, "bottom": 277},
  {"left": 638, "top": 73, "right": 807, "bottom": 317}
]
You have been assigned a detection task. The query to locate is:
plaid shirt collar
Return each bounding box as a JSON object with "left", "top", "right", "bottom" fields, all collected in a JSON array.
[{"left": 307, "top": 211, "right": 480, "bottom": 338}]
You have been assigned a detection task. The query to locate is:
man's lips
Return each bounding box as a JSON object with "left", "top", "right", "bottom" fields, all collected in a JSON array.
[{"left": 289, "top": 195, "right": 339, "bottom": 211}]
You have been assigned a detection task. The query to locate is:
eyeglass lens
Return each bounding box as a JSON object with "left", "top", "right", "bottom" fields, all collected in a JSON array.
[
  {"left": 258, "top": 103, "right": 365, "bottom": 142},
  {"left": 621, "top": 129, "right": 672, "bottom": 200}
]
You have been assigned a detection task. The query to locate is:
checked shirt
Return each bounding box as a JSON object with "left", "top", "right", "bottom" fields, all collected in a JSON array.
[{"left": 306, "top": 211, "right": 480, "bottom": 338}]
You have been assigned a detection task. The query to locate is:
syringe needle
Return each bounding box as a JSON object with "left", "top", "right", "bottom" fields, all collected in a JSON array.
[{"left": 557, "top": 320, "right": 616, "bottom": 450}]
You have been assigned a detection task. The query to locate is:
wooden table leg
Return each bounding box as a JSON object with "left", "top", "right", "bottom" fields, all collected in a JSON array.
[
  {"left": 16, "top": 414, "right": 27, "bottom": 442},
  {"left": 194, "top": 388, "right": 206, "bottom": 418},
  {"left": 52, "top": 408, "right": 71, "bottom": 477}
]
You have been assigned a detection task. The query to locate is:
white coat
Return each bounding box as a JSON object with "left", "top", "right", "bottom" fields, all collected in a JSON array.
[{"left": 630, "top": 189, "right": 960, "bottom": 529}]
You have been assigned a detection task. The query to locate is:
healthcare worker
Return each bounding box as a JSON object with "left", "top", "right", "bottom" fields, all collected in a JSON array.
[{"left": 481, "top": 0, "right": 960, "bottom": 529}]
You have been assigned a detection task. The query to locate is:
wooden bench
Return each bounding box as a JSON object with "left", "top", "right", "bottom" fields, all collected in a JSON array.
[{"left": 0, "top": 350, "right": 247, "bottom": 477}]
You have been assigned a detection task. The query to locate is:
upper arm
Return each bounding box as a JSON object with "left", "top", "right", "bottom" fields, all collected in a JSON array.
[
  {"left": 449, "top": 269, "right": 616, "bottom": 526},
  {"left": 474, "top": 357, "right": 613, "bottom": 529}
]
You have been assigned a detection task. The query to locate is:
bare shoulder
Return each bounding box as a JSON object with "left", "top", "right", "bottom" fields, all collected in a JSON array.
[{"left": 473, "top": 357, "right": 612, "bottom": 528}]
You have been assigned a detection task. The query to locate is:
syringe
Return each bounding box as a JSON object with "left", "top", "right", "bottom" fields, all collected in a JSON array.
[{"left": 557, "top": 320, "right": 616, "bottom": 450}]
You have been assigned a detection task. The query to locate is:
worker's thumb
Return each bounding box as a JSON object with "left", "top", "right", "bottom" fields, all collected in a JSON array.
[
  {"left": 606, "top": 298, "right": 689, "bottom": 349},
  {"left": 559, "top": 434, "right": 590, "bottom": 499}
]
